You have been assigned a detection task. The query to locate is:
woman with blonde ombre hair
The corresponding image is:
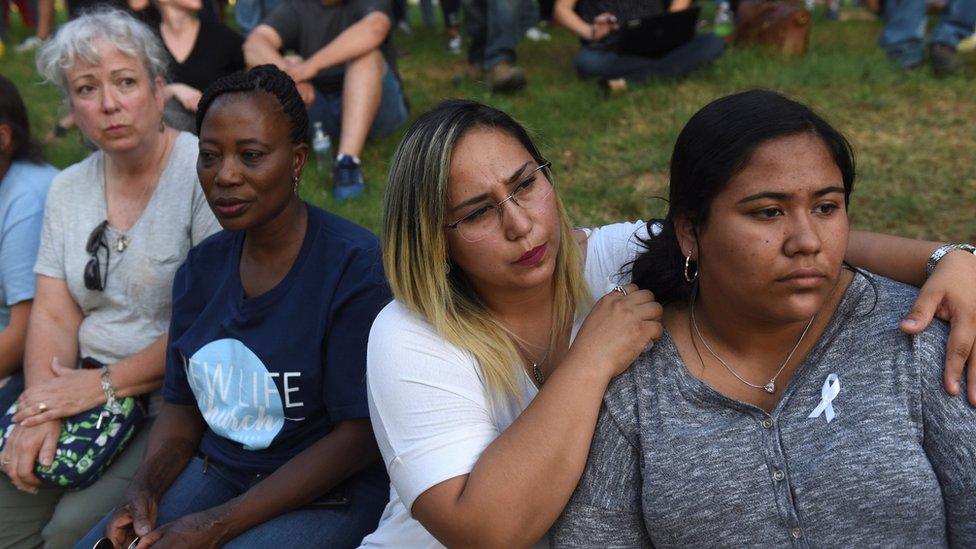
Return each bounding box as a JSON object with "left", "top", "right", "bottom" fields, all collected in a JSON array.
[{"left": 360, "top": 99, "right": 976, "bottom": 548}]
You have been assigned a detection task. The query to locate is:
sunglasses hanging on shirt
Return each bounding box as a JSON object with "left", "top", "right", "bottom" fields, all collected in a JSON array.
[{"left": 84, "top": 220, "right": 110, "bottom": 291}]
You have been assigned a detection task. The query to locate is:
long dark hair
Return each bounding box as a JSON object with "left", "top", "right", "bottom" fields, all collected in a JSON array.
[
  {"left": 0, "top": 74, "right": 45, "bottom": 164},
  {"left": 630, "top": 90, "right": 856, "bottom": 305}
]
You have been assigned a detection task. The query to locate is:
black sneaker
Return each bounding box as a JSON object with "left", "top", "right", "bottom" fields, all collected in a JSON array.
[
  {"left": 930, "top": 43, "right": 962, "bottom": 76},
  {"left": 333, "top": 154, "right": 365, "bottom": 201}
]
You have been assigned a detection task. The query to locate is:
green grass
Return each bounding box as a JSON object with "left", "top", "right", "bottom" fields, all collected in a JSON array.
[{"left": 2, "top": 6, "right": 974, "bottom": 240}]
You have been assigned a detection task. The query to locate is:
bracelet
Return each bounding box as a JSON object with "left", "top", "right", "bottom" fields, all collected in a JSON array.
[
  {"left": 926, "top": 243, "right": 976, "bottom": 277},
  {"left": 101, "top": 366, "right": 124, "bottom": 414}
]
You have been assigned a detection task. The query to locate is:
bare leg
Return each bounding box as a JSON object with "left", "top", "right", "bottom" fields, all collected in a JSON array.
[
  {"left": 337, "top": 48, "right": 384, "bottom": 159},
  {"left": 36, "top": 0, "right": 52, "bottom": 39}
]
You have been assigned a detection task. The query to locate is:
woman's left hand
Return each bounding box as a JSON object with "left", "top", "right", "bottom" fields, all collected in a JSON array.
[
  {"left": 900, "top": 249, "right": 976, "bottom": 406},
  {"left": 135, "top": 508, "right": 232, "bottom": 549},
  {"left": 12, "top": 358, "right": 103, "bottom": 425}
]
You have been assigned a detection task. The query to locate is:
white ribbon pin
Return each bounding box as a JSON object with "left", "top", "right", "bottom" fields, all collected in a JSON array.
[{"left": 808, "top": 373, "right": 840, "bottom": 423}]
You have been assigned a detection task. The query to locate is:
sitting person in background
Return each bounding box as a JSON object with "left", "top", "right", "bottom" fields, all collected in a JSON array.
[
  {"left": 552, "top": 90, "right": 976, "bottom": 547},
  {"left": 77, "top": 65, "right": 391, "bottom": 549},
  {"left": 243, "top": 0, "right": 408, "bottom": 201},
  {"left": 156, "top": 0, "right": 245, "bottom": 132},
  {"left": 0, "top": 75, "right": 58, "bottom": 413},
  {"left": 553, "top": 0, "right": 725, "bottom": 90},
  {"left": 0, "top": 9, "right": 219, "bottom": 547},
  {"left": 880, "top": 0, "right": 976, "bottom": 74}
]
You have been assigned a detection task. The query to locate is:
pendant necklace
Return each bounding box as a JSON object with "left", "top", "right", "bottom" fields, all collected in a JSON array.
[
  {"left": 516, "top": 328, "right": 554, "bottom": 386},
  {"left": 690, "top": 295, "right": 817, "bottom": 394}
]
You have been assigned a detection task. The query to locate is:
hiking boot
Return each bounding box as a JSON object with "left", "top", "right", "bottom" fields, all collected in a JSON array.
[
  {"left": 930, "top": 43, "right": 961, "bottom": 76},
  {"left": 486, "top": 62, "right": 527, "bottom": 93},
  {"left": 333, "top": 154, "right": 365, "bottom": 202}
]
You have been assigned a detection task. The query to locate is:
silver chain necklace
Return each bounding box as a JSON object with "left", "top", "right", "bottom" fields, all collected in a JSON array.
[{"left": 690, "top": 295, "right": 817, "bottom": 394}]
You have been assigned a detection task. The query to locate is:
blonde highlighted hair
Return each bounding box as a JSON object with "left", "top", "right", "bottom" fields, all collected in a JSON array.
[{"left": 382, "top": 100, "right": 591, "bottom": 399}]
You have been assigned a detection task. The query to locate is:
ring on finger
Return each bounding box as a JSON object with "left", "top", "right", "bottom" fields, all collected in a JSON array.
[
  {"left": 612, "top": 285, "right": 628, "bottom": 296},
  {"left": 37, "top": 402, "right": 48, "bottom": 413}
]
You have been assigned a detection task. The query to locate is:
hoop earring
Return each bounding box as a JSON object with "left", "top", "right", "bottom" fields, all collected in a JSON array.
[
  {"left": 684, "top": 251, "right": 699, "bottom": 283},
  {"left": 159, "top": 119, "right": 165, "bottom": 133},
  {"left": 445, "top": 262, "right": 451, "bottom": 275},
  {"left": 293, "top": 175, "right": 300, "bottom": 195}
]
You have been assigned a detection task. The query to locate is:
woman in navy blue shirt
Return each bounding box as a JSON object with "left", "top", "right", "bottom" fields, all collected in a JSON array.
[{"left": 78, "top": 65, "right": 391, "bottom": 548}]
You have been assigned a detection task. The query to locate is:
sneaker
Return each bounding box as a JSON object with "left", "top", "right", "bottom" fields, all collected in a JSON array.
[
  {"left": 524, "top": 26, "right": 551, "bottom": 41},
  {"left": 486, "top": 61, "right": 527, "bottom": 93},
  {"left": 14, "top": 36, "right": 44, "bottom": 53},
  {"left": 930, "top": 42, "right": 961, "bottom": 76},
  {"left": 333, "top": 154, "right": 365, "bottom": 201},
  {"left": 397, "top": 19, "right": 412, "bottom": 35},
  {"left": 447, "top": 35, "right": 462, "bottom": 54}
]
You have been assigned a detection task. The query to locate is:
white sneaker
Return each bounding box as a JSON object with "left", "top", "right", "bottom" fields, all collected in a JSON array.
[
  {"left": 14, "top": 36, "right": 44, "bottom": 53},
  {"left": 397, "top": 19, "right": 412, "bottom": 34},
  {"left": 524, "top": 27, "right": 551, "bottom": 41},
  {"left": 447, "top": 35, "right": 462, "bottom": 54}
]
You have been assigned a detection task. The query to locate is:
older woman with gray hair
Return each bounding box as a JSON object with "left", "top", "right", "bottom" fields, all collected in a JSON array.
[{"left": 0, "top": 8, "right": 218, "bottom": 547}]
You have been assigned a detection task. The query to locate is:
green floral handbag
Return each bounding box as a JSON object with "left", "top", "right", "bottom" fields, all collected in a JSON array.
[{"left": 0, "top": 396, "right": 146, "bottom": 490}]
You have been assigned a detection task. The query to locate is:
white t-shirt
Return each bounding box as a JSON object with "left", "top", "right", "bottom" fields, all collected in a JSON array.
[{"left": 360, "top": 221, "right": 648, "bottom": 548}]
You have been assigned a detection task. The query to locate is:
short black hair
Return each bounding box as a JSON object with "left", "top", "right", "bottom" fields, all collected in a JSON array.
[
  {"left": 0, "top": 74, "right": 45, "bottom": 164},
  {"left": 196, "top": 64, "right": 309, "bottom": 144}
]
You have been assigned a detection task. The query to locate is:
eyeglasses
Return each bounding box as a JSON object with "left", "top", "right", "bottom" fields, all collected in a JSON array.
[
  {"left": 445, "top": 161, "right": 553, "bottom": 242},
  {"left": 84, "top": 220, "right": 110, "bottom": 291}
]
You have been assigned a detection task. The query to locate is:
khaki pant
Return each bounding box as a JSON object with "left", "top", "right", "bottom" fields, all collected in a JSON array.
[{"left": 0, "top": 422, "right": 152, "bottom": 549}]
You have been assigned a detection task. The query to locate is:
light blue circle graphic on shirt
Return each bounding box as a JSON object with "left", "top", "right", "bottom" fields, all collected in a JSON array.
[{"left": 186, "top": 338, "right": 284, "bottom": 450}]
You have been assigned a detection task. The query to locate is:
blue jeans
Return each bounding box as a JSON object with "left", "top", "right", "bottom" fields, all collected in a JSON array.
[
  {"left": 307, "top": 63, "right": 409, "bottom": 144},
  {"left": 76, "top": 456, "right": 389, "bottom": 548},
  {"left": 880, "top": 0, "right": 976, "bottom": 65},
  {"left": 463, "top": 0, "right": 523, "bottom": 68},
  {"left": 575, "top": 34, "right": 726, "bottom": 82}
]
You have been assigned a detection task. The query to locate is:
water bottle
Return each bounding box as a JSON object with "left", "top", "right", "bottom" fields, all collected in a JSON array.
[
  {"left": 312, "top": 121, "right": 332, "bottom": 170},
  {"left": 713, "top": 1, "right": 733, "bottom": 37}
]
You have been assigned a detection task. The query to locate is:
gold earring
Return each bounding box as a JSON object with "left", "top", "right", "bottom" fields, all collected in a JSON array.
[{"left": 159, "top": 119, "right": 165, "bottom": 133}]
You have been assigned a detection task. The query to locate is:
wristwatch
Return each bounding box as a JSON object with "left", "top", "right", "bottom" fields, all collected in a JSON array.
[{"left": 926, "top": 243, "right": 976, "bottom": 277}]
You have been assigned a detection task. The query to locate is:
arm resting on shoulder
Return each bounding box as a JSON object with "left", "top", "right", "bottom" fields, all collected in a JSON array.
[
  {"left": 0, "top": 301, "right": 32, "bottom": 378},
  {"left": 847, "top": 230, "right": 976, "bottom": 405}
]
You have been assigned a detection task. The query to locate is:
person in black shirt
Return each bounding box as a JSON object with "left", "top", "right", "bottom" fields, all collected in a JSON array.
[
  {"left": 157, "top": 0, "right": 245, "bottom": 132},
  {"left": 553, "top": 0, "right": 725, "bottom": 90}
]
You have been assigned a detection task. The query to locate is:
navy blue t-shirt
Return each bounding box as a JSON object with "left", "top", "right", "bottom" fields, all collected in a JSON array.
[{"left": 163, "top": 203, "right": 391, "bottom": 473}]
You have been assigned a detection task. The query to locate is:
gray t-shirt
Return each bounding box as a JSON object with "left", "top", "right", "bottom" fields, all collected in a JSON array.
[
  {"left": 552, "top": 273, "right": 976, "bottom": 548},
  {"left": 263, "top": 0, "right": 397, "bottom": 95},
  {"left": 34, "top": 131, "right": 219, "bottom": 367}
]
